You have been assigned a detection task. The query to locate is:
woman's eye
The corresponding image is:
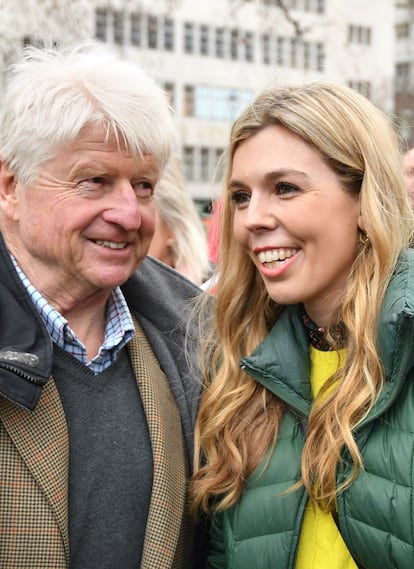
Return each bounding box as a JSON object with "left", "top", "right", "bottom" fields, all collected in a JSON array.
[
  {"left": 230, "top": 191, "right": 250, "bottom": 205},
  {"left": 276, "top": 182, "right": 299, "bottom": 196}
]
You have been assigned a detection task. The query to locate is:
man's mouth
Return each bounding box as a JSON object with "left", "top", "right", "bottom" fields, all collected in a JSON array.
[{"left": 94, "top": 240, "right": 128, "bottom": 250}]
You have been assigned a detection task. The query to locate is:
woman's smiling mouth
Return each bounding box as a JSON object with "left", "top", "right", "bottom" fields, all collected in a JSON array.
[{"left": 257, "top": 248, "right": 299, "bottom": 268}]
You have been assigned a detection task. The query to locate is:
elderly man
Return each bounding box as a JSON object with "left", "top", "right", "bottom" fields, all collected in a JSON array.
[{"left": 0, "top": 42, "right": 205, "bottom": 568}]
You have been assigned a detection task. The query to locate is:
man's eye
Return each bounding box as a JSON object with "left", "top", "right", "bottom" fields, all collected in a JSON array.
[
  {"left": 133, "top": 181, "right": 154, "bottom": 198},
  {"left": 77, "top": 177, "right": 106, "bottom": 195}
]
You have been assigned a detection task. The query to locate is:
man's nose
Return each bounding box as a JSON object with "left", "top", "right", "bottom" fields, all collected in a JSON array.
[{"left": 101, "top": 183, "right": 143, "bottom": 230}]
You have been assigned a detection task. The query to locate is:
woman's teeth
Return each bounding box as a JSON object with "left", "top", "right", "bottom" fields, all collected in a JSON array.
[{"left": 257, "top": 248, "right": 297, "bottom": 264}]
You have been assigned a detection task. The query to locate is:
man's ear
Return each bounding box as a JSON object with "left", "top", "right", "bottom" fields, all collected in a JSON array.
[{"left": 0, "top": 161, "right": 20, "bottom": 220}]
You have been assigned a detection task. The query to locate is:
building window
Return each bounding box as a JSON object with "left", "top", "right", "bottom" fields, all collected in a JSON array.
[
  {"left": 348, "top": 24, "right": 372, "bottom": 46},
  {"left": 164, "top": 17, "right": 174, "bottom": 50},
  {"left": 215, "top": 148, "right": 225, "bottom": 181},
  {"left": 113, "top": 10, "right": 124, "bottom": 45},
  {"left": 186, "top": 84, "right": 253, "bottom": 122},
  {"left": 184, "top": 22, "right": 194, "bottom": 53},
  {"left": 184, "top": 85, "right": 195, "bottom": 116},
  {"left": 201, "top": 147, "right": 210, "bottom": 181},
  {"left": 148, "top": 15, "right": 158, "bottom": 49},
  {"left": 348, "top": 80, "right": 371, "bottom": 99},
  {"left": 361, "top": 82, "right": 371, "bottom": 99},
  {"left": 162, "top": 81, "right": 175, "bottom": 108},
  {"left": 200, "top": 25, "right": 209, "bottom": 56},
  {"left": 396, "top": 22, "right": 410, "bottom": 39},
  {"left": 277, "top": 37, "right": 285, "bottom": 66},
  {"left": 130, "top": 13, "right": 141, "bottom": 46},
  {"left": 183, "top": 146, "right": 195, "bottom": 181},
  {"left": 279, "top": 0, "right": 325, "bottom": 11},
  {"left": 196, "top": 85, "right": 213, "bottom": 120},
  {"left": 228, "top": 90, "right": 240, "bottom": 121},
  {"left": 182, "top": 146, "right": 226, "bottom": 183},
  {"left": 215, "top": 27, "right": 225, "bottom": 58},
  {"left": 362, "top": 27, "right": 371, "bottom": 44},
  {"left": 396, "top": 62, "right": 411, "bottom": 92},
  {"left": 95, "top": 8, "right": 107, "bottom": 41},
  {"left": 244, "top": 31, "right": 254, "bottom": 62},
  {"left": 316, "top": 42, "right": 325, "bottom": 71},
  {"left": 303, "top": 41, "right": 310, "bottom": 70},
  {"left": 230, "top": 29, "right": 239, "bottom": 60},
  {"left": 290, "top": 38, "right": 298, "bottom": 68},
  {"left": 262, "top": 34, "right": 271, "bottom": 64},
  {"left": 316, "top": 0, "right": 325, "bottom": 13}
]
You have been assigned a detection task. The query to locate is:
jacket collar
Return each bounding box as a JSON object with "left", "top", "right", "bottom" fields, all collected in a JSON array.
[
  {"left": 241, "top": 305, "right": 313, "bottom": 416},
  {"left": 0, "top": 233, "right": 53, "bottom": 410}
]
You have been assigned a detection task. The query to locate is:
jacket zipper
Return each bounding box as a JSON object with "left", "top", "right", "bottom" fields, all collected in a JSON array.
[{"left": 0, "top": 362, "right": 44, "bottom": 385}]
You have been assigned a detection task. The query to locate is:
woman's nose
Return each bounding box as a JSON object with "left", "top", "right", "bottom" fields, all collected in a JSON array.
[{"left": 244, "top": 195, "right": 278, "bottom": 232}]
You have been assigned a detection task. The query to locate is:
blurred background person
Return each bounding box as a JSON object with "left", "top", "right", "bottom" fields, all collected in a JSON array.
[
  {"left": 200, "top": 198, "right": 222, "bottom": 293},
  {"left": 149, "top": 154, "right": 211, "bottom": 286},
  {"left": 403, "top": 146, "right": 414, "bottom": 207}
]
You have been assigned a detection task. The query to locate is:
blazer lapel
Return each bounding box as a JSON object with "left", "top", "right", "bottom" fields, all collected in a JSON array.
[
  {"left": 0, "top": 377, "right": 69, "bottom": 559},
  {"left": 128, "top": 319, "right": 189, "bottom": 569}
]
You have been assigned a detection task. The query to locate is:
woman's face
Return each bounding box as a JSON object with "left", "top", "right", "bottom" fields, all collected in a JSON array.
[{"left": 230, "top": 125, "right": 363, "bottom": 326}]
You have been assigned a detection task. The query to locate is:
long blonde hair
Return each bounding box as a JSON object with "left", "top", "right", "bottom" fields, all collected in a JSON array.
[{"left": 191, "top": 82, "right": 414, "bottom": 514}]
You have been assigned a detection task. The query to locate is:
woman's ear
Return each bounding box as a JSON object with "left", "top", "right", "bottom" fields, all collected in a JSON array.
[
  {"left": 357, "top": 213, "right": 366, "bottom": 233},
  {"left": 0, "top": 162, "right": 20, "bottom": 220}
]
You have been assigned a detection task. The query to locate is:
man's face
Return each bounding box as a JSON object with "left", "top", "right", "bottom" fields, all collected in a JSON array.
[{"left": 0, "top": 124, "right": 160, "bottom": 307}]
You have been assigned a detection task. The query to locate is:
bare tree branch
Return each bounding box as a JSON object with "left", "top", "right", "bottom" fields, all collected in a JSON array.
[{"left": 276, "top": 0, "right": 310, "bottom": 38}]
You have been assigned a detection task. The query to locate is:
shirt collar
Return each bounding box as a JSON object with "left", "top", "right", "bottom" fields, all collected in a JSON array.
[{"left": 10, "top": 254, "right": 135, "bottom": 372}]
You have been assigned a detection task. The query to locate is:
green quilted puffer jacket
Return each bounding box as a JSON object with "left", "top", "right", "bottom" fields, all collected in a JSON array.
[{"left": 208, "top": 249, "right": 414, "bottom": 569}]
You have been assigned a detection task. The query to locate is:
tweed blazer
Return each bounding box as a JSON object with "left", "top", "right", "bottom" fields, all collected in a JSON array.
[{"left": 0, "top": 235, "right": 205, "bottom": 568}]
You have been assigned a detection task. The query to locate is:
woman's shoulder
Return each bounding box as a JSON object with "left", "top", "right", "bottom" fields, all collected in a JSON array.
[{"left": 383, "top": 249, "right": 414, "bottom": 315}]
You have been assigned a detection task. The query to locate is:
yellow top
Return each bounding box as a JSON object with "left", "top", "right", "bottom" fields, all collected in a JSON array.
[{"left": 295, "top": 346, "right": 357, "bottom": 569}]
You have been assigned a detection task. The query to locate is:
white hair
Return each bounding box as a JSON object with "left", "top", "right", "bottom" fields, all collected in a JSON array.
[
  {"left": 155, "top": 155, "right": 210, "bottom": 285},
  {"left": 0, "top": 41, "right": 175, "bottom": 185}
]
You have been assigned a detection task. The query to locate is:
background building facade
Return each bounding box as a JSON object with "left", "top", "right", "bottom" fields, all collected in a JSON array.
[
  {"left": 395, "top": 0, "right": 414, "bottom": 145},
  {"left": 0, "top": 0, "right": 411, "bottom": 203}
]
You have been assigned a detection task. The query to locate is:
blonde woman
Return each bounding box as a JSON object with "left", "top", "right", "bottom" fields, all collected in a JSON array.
[
  {"left": 149, "top": 154, "right": 210, "bottom": 285},
  {"left": 191, "top": 82, "right": 414, "bottom": 569}
]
